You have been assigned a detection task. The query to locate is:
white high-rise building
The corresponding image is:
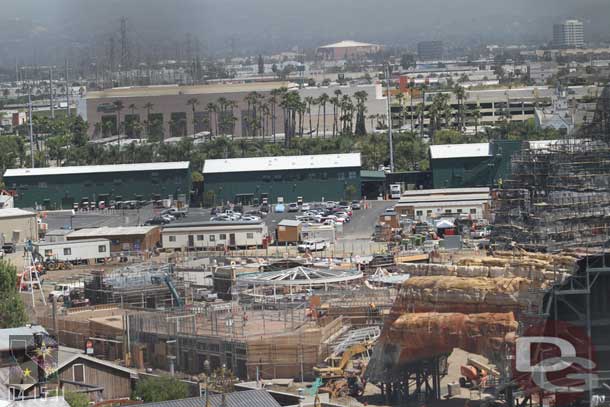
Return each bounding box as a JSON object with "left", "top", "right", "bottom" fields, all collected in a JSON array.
[{"left": 553, "top": 19, "right": 584, "bottom": 49}]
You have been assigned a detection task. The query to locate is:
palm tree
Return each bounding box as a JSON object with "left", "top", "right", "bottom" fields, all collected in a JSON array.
[
  {"left": 245, "top": 91, "right": 260, "bottom": 138},
  {"left": 332, "top": 89, "right": 341, "bottom": 137},
  {"left": 317, "top": 93, "right": 329, "bottom": 139},
  {"left": 471, "top": 107, "right": 481, "bottom": 137},
  {"left": 304, "top": 96, "right": 315, "bottom": 138},
  {"left": 354, "top": 90, "right": 368, "bottom": 136},
  {"left": 112, "top": 100, "right": 124, "bottom": 149},
  {"left": 206, "top": 102, "right": 217, "bottom": 140},
  {"left": 127, "top": 103, "right": 138, "bottom": 138},
  {"left": 143, "top": 102, "right": 154, "bottom": 137},
  {"left": 186, "top": 97, "right": 200, "bottom": 136},
  {"left": 454, "top": 85, "right": 467, "bottom": 133}
]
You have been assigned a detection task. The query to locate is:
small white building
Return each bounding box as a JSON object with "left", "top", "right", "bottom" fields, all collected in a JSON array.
[
  {"left": 0, "top": 208, "right": 37, "bottom": 244},
  {"left": 162, "top": 221, "right": 269, "bottom": 250},
  {"left": 33, "top": 239, "right": 111, "bottom": 263},
  {"left": 394, "top": 187, "right": 491, "bottom": 222}
]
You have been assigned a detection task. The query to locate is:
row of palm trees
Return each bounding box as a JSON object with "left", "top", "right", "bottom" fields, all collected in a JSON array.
[{"left": 393, "top": 85, "right": 483, "bottom": 138}]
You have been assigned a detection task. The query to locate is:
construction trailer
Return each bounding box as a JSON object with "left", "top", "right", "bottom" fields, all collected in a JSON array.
[
  {"left": 162, "top": 221, "right": 269, "bottom": 250},
  {"left": 301, "top": 224, "right": 336, "bottom": 243},
  {"left": 34, "top": 239, "right": 111, "bottom": 263}
]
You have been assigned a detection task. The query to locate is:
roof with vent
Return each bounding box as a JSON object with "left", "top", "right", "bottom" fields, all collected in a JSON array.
[{"left": 203, "top": 153, "right": 361, "bottom": 174}]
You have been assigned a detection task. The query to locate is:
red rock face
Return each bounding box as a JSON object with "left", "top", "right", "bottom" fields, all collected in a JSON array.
[{"left": 386, "top": 312, "right": 518, "bottom": 364}]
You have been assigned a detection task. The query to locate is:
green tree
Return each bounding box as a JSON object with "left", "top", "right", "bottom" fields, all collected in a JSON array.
[
  {"left": 344, "top": 184, "right": 358, "bottom": 200},
  {"left": 133, "top": 375, "right": 189, "bottom": 403},
  {"left": 0, "top": 260, "right": 28, "bottom": 329}
]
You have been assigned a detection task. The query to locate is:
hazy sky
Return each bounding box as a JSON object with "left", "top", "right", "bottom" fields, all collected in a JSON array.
[{"left": 1, "top": 0, "right": 609, "bottom": 65}]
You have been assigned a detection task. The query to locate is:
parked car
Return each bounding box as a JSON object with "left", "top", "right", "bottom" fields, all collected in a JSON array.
[
  {"left": 301, "top": 203, "right": 311, "bottom": 211},
  {"left": 275, "top": 203, "right": 285, "bottom": 213},
  {"left": 288, "top": 203, "right": 299, "bottom": 212},
  {"left": 163, "top": 208, "right": 187, "bottom": 218},
  {"left": 2, "top": 242, "right": 16, "bottom": 254},
  {"left": 351, "top": 200, "right": 361, "bottom": 210},
  {"left": 334, "top": 211, "right": 351, "bottom": 222},
  {"left": 144, "top": 216, "right": 168, "bottom": 225},
  {"left": 298, "top": 239, "right": 329, "bottom": 253}
]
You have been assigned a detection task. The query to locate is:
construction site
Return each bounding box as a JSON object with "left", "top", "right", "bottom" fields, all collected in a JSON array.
[{"left": 23, "top": 87, "right": 610, "bottom": 407}]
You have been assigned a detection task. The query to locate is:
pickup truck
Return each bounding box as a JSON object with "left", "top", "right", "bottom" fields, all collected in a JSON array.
[
  {"left": 298, "top": 240, "right": 328, "bottom": 253},
  {"left": 48, "top": 283, "right": 84, "bottom": 302}
]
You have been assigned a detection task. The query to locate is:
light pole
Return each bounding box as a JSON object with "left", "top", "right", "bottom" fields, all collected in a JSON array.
[
  {"left": 385, "top": 63, "right": 395, "bottom": 172},
  {"left": 203, "top": 359, "right": 211, "bottom": 407}
]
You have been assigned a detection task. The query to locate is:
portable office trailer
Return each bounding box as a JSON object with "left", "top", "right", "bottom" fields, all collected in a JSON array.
[
  {"left": 300, "top": 224, "right": 336, "bottom": 242},
  {"left": 276, "top": 219, "right": 302, "bottom": 244},
  {"left": 162, "top": 221, "right": 269, "bottom": 250},
  {"left": 34, "top": 239, "right": 111, "bottom": 263}
]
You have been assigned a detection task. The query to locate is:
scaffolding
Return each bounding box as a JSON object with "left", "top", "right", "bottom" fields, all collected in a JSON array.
[{"left": 493, "top": 86, "right": 610, "bottom": 251}]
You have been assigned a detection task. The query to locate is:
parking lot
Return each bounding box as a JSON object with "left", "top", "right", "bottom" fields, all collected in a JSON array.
[{"left": 44, "top": 200, "right": 395, "bottom": 245}]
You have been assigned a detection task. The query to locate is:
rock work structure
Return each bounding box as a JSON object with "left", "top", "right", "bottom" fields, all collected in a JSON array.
[
  {"left": 365, "top": 255, "right": 573, "bottom": 382},
  {"left": 392, "top": 276, "right": 537, "bottom": 315}
]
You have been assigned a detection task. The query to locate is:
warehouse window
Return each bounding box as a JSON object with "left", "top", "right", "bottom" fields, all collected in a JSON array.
[
  {"left": 262, "top": 175, "right": 271, "bottom": 182},
  {"left": 38, "top": 182, "right": 48, "bottom": 188},
  {"left": 219, "top": 234, "right": 226, "bottom": 240},
  {"left": 337, "top": 172, "right": 345, "bottom": 180},
  {"left": 113, "top": 179, "right": 122, "bottom": 185},
  {"left": 246, "top": 233, "right": 254, "bottom": 239},
  {"left": 273, "top": 174, "right": 282, "bottom": 181},
  {"left": 445, "top": 209, "right": 452, "bottom": 214},
  {"left": 457, "top": 209, "right": 463, "bottom": 214},
  {"left": 44, "top": 249, "right": 53, "bottom": 257},
  {"left": 197, "top": 235, "right": 204, "bottom": 241},
  {"left": 416, "top": 210, "right": 423, "bottom": 216},
  {"left": 470, "top": 208, "right": 477, "bottom": 214},
  {"left": 427, "top": 210, "right": 432, "bottom": 216},
  {"left": 98, "top": 245, "right": 106, "bottom": 253},
  {"left": 209, "top": 235, "right": 216, "bottom": 242},
  {"left": 63, "top": 248, "right": 71, "bottom": 256},
  {"left": 320, "top": 172, "right": 328, "bottom": 180},
  {"left": 348, "top": 171, "right": 357, "bottom": 179},
  {"left": 169, "top": 236, "right": 176, "bottom": 242}
]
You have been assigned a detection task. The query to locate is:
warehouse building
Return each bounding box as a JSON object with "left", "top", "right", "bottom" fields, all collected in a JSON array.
[
  {"left": 203, "top": 153, "right": 362, "bottom": 205},
  {"left": 3, "top": 162, "right": 190, "bottom": 210},
  {"left": 429, "top": 140, "right": 521, "bottom": 189},
  {"left": 161, "top": 221, "right": 269, "bottom": 250},
  {"left": 0, "top": 208, "right": 37, "bottom": 244},
  {"left": 66, "top": 226, "right": 161, "bottom": 253}
]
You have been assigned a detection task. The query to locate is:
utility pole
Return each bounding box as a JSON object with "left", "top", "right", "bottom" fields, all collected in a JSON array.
[
  {"left": 385, "top": 63, "right": 395, "bottom": 172},
  {"left": 49, "top": 67, "right": 54, "bottom": 119},
  {"left": 65, "top": 60, "right": 70, "bottom": 117},
  {"left": 28, "top": 85, "right": 35, "bottom": 168}
]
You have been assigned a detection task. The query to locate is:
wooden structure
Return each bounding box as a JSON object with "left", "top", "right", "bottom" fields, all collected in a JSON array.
[{"left": 276, "top": 219, "right": 302, "bottom": 244}]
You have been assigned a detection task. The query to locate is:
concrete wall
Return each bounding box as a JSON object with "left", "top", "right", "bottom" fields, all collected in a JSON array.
[{"left": 0, "top": 215, "right": 37, "bottom": 243}]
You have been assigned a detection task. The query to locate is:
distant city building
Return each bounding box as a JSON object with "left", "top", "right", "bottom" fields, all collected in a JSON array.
[
  {"left": 553, "top": 20, "right": 584, "bottom": 49},
  {"left": 417, "top": 41, "right": 444, "bottom": 61},
  {"left": 316, "top": 40, "right": 382, "bottom": 61}
]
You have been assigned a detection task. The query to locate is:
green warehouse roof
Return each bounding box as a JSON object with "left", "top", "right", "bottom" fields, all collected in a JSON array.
[{"left": 4, "top": 162, "right": 190, "bottom": 177}]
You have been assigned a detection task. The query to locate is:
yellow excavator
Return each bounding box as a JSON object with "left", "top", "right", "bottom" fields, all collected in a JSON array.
[{"left": 314, "top": 343, "right": 371, "bottom": 398}]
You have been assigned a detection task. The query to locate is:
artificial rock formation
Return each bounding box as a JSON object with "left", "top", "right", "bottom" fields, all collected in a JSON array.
[
  {"left": 391, "top": 276, "right": 536, "bottom": 315},
  {"left": 365, "top": 311, "right": 517, "bottom": 382}
]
